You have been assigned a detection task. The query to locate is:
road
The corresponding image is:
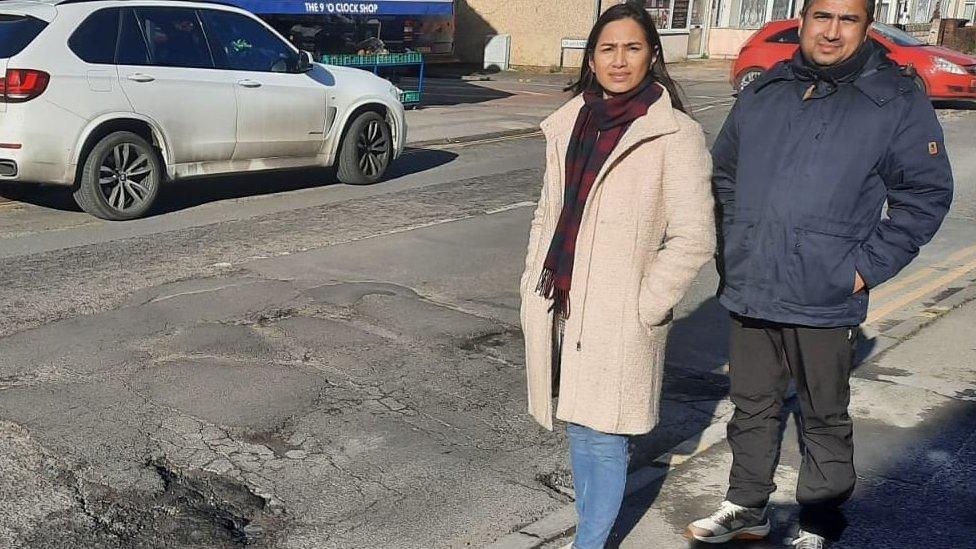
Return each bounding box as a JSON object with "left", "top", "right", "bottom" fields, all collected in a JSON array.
[{"left": 0, "top": 76, "right": 973, "bottom": 548}]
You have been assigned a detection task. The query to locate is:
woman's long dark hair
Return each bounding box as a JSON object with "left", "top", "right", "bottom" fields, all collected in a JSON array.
[{"left": 567, "top": 2, "right": 687, "bottom": 113}]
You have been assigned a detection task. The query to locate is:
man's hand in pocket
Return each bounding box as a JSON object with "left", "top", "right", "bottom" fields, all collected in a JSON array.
[{"left": 853, "top": 271, "right": 866, "bottom": 294}]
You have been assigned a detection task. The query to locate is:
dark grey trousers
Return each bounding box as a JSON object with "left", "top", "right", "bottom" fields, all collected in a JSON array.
[{"left": 725, "top": 314, "right": 857, "bottom": 540}]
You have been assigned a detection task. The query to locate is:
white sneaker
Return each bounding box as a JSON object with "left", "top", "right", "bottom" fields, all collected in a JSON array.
[
  {"left": 791, "top": 529, "right": 828, "bottom": 548},
  {"left": 684, "top": 500, "right": 771, "bottom": 543}
]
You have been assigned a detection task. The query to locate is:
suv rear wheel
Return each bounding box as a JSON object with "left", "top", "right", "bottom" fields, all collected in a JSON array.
[
  {"left": 336, "top": 111, "right": 393, "bottom": 185},
  {"left": 74, "top": 131, "right": 162, "bottom": 221}
]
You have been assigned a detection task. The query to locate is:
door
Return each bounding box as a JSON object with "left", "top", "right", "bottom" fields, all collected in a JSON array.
[
  {"left": 199, "top": 9, "right": 328, "bottom": 160},
  {"left": 687, "top": 0, "right": 705, "bottom": 57},
  {"left": 116, "top": 7, "right": 237, "bottom": 164}
]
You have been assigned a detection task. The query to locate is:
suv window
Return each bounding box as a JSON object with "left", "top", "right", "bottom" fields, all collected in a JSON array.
[
  {"left": 200, "top": 10, "right": 298, "bottom": 72},
  {"left": 133, "top": 7, "right": 214, "bottom": 68},
  {"left": 767, "top": 27, "right": 799, "bottom": 44},
  {"left": 0, "top": 15, "right": 48, "bottom": 58},
  {"left": 69, "top": 9, "right": 120, "bottom": 65},
  {"left": 118, "top": 9, "right": 151, "bottom": 65}
]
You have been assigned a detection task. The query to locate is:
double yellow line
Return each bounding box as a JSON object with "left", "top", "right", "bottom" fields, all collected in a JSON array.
[{"left": 866, "top": 243, "right": 976, "bottom": 324}]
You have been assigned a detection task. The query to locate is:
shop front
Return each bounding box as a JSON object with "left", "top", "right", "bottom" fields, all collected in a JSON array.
[
  {"left": 226, "top": 0, "right": 456, "bottom": 59},
  {"left": 642, "top": 0, "right": 709, "bottom": 60}
]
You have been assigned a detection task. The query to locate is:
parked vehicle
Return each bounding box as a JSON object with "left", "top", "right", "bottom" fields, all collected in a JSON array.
[
  {"left": 731, "top": 18, "right": 976, "bottom": 99},
  {"left": 0, "top": 0, "right": 406, "bottom": 220}
]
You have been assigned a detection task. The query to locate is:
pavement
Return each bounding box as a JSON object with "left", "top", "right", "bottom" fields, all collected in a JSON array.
[
  {"left": 403, "top": 59, "right": 733, "bottom": 146},
  {"left": 493, "top": 284, "right": 976, "bottom": 549}
]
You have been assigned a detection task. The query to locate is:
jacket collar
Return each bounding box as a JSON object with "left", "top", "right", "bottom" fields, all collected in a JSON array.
[{"left": 748, "top": 44, "right": 907, "bottom": 107}]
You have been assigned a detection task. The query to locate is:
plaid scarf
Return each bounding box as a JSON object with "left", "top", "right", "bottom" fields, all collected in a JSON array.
[{"left": 537, "top": 75, "right": 662, "bottom": 317}]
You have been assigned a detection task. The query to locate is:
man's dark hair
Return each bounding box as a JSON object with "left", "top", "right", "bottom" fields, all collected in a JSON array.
[{"left": 800, "top": 0, "right": 876, "bottom": 23}]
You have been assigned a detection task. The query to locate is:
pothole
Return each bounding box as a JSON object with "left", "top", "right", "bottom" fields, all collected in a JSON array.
[
  {"left": 239, "top": 430, "right": 305, "bottom": 458},
  {"left": 535, "top": 467, "right": 574, "bottom": 497},
  {"left": 26, "top": 460, "right": 289, "bottom": 548},
  {"left": 457, "top": 328, "right": 522, "bottom": 355}
]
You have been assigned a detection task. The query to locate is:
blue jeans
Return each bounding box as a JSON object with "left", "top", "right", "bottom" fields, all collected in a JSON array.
[{"left": 567, "top": 423, "right": 630, "bottom": 549}]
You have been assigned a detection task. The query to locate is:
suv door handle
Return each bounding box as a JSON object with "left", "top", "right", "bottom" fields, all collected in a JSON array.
[
  {"left": 126, "top": 73, "right": 155, "bottom": 83},
  {"left": 237, "top": 79, "right": 262, "bottom": 88}
]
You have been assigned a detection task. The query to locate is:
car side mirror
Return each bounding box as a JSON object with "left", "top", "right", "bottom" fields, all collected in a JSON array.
[{"left": 297, "top": 50, "right": 314, "bottom": 73}]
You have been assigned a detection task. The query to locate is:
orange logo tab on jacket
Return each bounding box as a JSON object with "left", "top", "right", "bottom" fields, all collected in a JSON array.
[{"left": 928, "top": 141, "right": 939, "bottom": 156}]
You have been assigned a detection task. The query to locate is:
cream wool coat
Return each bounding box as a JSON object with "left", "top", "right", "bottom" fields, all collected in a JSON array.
[{"left": 519, "top": 89, "right": 716, "bottom": 435}]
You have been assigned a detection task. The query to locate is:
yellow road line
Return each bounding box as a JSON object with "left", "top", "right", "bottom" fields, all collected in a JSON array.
[
  {"left": 866, "top": 256, "right": 976, "bottom": 324},
  {"left": 870, "top": 243, "right": 976, "bottom": 300}
]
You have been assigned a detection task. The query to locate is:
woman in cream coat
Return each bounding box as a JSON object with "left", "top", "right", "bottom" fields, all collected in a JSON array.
[{"left": 519, "top": 4, "right": 715, "bottom": 548}]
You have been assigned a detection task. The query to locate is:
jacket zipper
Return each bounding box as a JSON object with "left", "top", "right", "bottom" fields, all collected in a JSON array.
[
  {"left": 565, "top": 133, "right": 655, "bottom": 351},
  {"left": 575, "top": 169, "right": 607, "bottom": 352}
]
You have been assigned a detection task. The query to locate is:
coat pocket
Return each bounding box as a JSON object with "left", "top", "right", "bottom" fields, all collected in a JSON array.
[
  {"left": 786, "top": 229, "right": 859, "bottom": 307},
  {"left": 719, "top": 219, "right": 755, "bottom": 292}
]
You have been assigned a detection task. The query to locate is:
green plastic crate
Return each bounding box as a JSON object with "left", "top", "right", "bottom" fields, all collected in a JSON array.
[
  {"left": 399, "top": 90, "right": 422, "bottom": 104},
  {"left": 320, "top": 52, "right": 424, "bottom": 66}
]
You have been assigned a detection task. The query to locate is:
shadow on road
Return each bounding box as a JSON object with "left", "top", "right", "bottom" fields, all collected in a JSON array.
[
  {"left": 0, "top": 148, "right": 459, "bottom": 217},
  {"left": 605, "top": 295, "right": 883, "bottom": 547},
  {"left": 607, "top": 297, "right": 729, "bottom": 547},
  {"left": 402, "top": 76, "right": 515, "bottom": 107},
  {"left": 934, "top": 99, "right": 976, "bottom": 110},
  {"left": 0, "top": 182, "right": 82, "bottom": 212}
]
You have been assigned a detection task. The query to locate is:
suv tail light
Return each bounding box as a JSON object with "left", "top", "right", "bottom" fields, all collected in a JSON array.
[{"left": 0, "top": 69, "right": 50, "bottom": 103}]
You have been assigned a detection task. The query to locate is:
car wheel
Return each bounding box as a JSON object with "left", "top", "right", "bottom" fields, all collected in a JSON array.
[
  {"left": 73, "top": 131, "right": 162, "bottom": 221},
  {"left": 735, "top": 67, "right": 764, "bottom": 92},
  {"left": 336, "top": 111, "right": 393, "bottom": 185}
]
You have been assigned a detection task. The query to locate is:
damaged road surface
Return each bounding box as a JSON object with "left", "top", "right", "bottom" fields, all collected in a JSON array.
[
  {"left": 0, "top": 149, "right": 730, "bottom": 547},
  {"left": 0, "top": 159, "right": 588, "bottom": 548}
]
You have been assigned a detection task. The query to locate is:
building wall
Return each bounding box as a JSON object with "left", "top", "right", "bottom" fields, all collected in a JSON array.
[
  {"left": 454, "top": 1, "right": 689, "bottom": 69},
  {"left": 455, "top": 0, "right": 607, "bottom": 68}
]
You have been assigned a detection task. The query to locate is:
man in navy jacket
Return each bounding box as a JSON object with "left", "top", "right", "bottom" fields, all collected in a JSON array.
[{"left": 686, "top": 0, "right": 953, "bottom": 546}]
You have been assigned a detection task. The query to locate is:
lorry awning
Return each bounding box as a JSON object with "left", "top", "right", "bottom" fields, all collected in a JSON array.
[{"left": 228, "top": 0, "right": 453, "bottom": 16}]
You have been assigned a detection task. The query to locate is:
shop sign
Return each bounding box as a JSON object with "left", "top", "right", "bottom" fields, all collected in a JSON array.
[
  {"left": 229, "top": 0, "right": 454, "bottom": 16},
  {"left": 303, "top": 2, "right": 380, "bottom": 14}
]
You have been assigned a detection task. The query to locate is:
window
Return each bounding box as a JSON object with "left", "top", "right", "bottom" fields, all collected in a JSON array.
[
  {"left": 770, "top": 0, "right": 792, "bottom": 20},
  {"left": 738, "top": 0, "right": 768, "bottom": 28},
  {"left": 964, "top": 1, "right": 975, "bottom": 22},
  {"left": 69, "top": 9, "right": 119, "bottom": 65},
  {"left": 118, "top": 9, "right": 151, "bottom": 65},
  {"left": 876, "top": 1, "right": 891, "bottom": 23},
  {"left": 713, "top": 0, "right": 801, "bottom": 28},
  {"left": 199, "top": 10, "right": 297, "bottom": 72},
  {"left": 643, "top": 0, "right": 694, "bottom": 30},
  {"left": 645, "top": 0, "right": 673, "bottom": 29},
  {"left": 912, "top": 0, "right": 932, "bottom": 23},
  {"left": 133, "top": 7, "right": 214, "bottom": 69},
  {"left": 0, "top": 15, "right": 48, "bottom": 59},
  {"left": 766, "top": 27, "right": 799, "bottom": 43}
]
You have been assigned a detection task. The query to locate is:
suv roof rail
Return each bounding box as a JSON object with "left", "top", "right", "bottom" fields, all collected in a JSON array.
[{"left": 54, "top": 0, "right": 243, "bottom": 8}]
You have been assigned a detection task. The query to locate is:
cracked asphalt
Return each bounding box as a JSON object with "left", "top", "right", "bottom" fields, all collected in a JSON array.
[
  {"left": 0, "top": 165, "right": 574, "bottom": 548},
  {"left": 1, "top": 93, "right": 974, "bottom": 548},
  {"left": 0, "top": 140, "right": 729, "bottom": 547}
]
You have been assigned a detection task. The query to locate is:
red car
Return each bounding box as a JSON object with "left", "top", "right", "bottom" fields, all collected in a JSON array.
[{"left": 731, "top": 19, "right": 976, "bottom": 99}]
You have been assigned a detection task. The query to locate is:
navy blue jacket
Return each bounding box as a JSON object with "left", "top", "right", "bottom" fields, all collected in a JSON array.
[{"left": 713, "top": 49, "right": 953, "bottom": 327}]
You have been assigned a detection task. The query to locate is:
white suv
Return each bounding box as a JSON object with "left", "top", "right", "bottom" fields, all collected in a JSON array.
[{"left": 0, "top": 0, "right": 406, "bottom": 220}]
